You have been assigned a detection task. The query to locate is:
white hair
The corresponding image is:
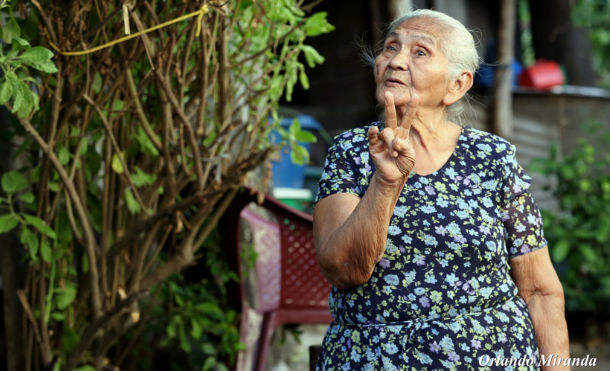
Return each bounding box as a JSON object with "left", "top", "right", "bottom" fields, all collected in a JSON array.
[
  {"left": 388, "top": 9, "right": 480, "bottom": 80},
  {"left": 364, "top": 9, "right": 481, "bottom": 123}
]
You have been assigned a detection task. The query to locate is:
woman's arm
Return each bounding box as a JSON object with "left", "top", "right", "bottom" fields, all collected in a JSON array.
[
  {"left": 314, "top": 92, "right": 415, "bottom": 289},
  {"left": 510, "top": 246, "right": 570, "bottom": 371},
  {"left": 313, "top": 173, "right": 404, "bottom": 289}
]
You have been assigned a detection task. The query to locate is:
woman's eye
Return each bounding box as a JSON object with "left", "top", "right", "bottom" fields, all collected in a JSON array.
[
  {"left": 414, "top": 49, "right": 427, "bottom": 57},
  {"left": 385, "top": 44, "right": 398, "bottom": 52}
]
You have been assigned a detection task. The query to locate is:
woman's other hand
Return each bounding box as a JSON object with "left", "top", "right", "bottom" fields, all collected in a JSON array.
[{"left": 368, "top": 91, "right": 417, "bottom": 184}]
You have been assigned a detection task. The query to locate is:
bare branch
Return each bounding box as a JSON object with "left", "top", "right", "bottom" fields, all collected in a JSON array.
[
  {"left": 15, "top": 115, "right": 102, "bottom": 320},
  {"left": 83, "top": 94, "right": 148, "bottom": 215},
  {"left": 125, "top": 69, "right": 162, "bottom": 151},
  {"left": 17, "top": 290, "right": 52, "bottom": 366},
  {"left": 154, "top": 71, "right": 206, "bottom": 190}
]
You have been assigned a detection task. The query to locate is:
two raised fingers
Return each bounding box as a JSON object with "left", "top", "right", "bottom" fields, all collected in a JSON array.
[{"left": 379, "top": 92, "right": 419, "bottom": 157}]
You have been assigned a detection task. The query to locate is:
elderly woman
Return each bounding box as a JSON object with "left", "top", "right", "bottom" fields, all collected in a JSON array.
[{"left": 313, "top": 9, "right": 569, "bottom": 371}]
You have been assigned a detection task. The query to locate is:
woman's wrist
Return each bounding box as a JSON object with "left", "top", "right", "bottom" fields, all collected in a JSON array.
[{"left": 373, "top": 171, "right": 407, "bottom": 193}]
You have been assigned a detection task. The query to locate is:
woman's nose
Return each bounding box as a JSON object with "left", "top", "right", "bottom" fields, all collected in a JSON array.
[{"left": 389, "top": 51, "right": 409, "bottom": 70}]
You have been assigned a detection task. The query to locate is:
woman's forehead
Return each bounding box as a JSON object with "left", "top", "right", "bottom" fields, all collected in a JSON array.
[{"left": 388, "top": 17, "right": 445, "bottom": 45}]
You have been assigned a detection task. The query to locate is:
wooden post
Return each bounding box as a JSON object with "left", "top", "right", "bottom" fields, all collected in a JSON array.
[{"left": 493, "top": 0, "right": 516, "bottom": 139}]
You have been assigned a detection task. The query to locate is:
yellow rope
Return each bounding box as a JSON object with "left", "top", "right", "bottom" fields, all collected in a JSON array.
[{"left": 49, "top": 4, "right": 209, "bottom": 56}]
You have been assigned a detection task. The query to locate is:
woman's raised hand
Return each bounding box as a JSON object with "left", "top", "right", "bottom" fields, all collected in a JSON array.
[{"left": 367, "top": 91, "right": 417, "bottom": 184}]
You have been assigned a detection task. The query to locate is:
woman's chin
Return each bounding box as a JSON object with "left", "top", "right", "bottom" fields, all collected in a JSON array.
[{"left": 377, "top": 87, "right": 411, "bottom": 107}]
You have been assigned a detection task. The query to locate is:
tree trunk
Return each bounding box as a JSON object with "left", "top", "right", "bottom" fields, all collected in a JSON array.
[
  {"left": 529, "top": 0, "right": 596, "bottom": 85},
  {"left": 493, "top": 0, "right": 516, "bottom": 140},
  {"left": 0, "top": 109, "right": 25, "bottom": 371}
]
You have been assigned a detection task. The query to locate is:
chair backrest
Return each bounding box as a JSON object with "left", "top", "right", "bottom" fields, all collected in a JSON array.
[
  {"left": 230, "top": 189, "right": 332, "bottom": 313},
  {"left": 239, "top": 208, "right": 280, "bottom": 312},
  {"left": 259, "top": 196, "right": 332, "bottom": 311}
]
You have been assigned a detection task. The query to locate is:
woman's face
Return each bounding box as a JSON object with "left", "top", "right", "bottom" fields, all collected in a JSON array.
[{"left": 374, "top": 17, "right": 451, "bottom": 110}]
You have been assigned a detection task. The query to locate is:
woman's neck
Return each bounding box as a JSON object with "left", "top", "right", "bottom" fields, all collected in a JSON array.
[{"left": 398, "top": 107, "right": 457, "bottom": 152}]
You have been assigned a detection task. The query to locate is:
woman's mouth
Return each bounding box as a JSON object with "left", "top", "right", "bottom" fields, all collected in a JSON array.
[{"left": 384, "top": 78, "right": 407, "bottom": 87}]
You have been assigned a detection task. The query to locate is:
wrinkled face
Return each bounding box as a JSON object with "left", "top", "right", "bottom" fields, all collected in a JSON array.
[{"left": 374, "top": 17, "right": 451, "bottom": 109}]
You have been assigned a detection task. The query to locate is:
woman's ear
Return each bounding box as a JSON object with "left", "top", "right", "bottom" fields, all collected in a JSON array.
[{"left": 443, "top": 71, "right": 473, "bottom": 106}]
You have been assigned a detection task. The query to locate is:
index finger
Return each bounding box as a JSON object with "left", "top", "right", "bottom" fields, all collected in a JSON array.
[
  {"left": 400, "top": 93, "right": 419, "bottom": 133},
  {"left": 384, "top": 91, "right": 397, "bottom": 130}
]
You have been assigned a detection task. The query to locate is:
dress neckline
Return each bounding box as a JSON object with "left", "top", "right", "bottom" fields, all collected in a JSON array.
[{"left": 409, "top": 125, "right": 468, "bottom": 178}]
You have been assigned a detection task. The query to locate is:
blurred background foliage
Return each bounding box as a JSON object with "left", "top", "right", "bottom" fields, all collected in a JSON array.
[
  {"left": 571, "top": 0, "right": 610, "bottom": 88},
  {"left": 530, "top": 122, "right": 610, "bottom": 315},
  {"left": 0, "top": 0, "right": 331, "bottom": 370}
]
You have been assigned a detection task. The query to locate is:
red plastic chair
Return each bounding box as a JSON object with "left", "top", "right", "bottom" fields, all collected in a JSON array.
[{"left": 224, "top": 189, "right": 333, "bottom": 371}]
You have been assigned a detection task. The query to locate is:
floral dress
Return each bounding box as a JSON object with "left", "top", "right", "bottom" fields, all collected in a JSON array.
[{"left": 314, "top": 123, "right": 546, "bottom": 371}]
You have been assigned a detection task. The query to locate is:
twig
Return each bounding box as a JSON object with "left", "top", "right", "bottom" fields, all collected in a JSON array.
[
  {"left": 154, "top": 71, "right": 205, "bottom": 190},
  {"left": 83, "top": 94, "right": 148, "bottom": 215},
  {"left": 231, "top": 19, "right": 305, "bottom": 67},
  {"left": 140, "top": 191, "right": 225, "bottom": 291},
  {"left": 193, "top": 187, "right": 237, "bottom": 248},
  {"left": 111, "top": 186, "right": 228, "bottom": 253},
  {"left": 125, "top": 69, "right": 162, "bottom": 151},
  {"left": 15, "top": 115, "right": 103, "bottom": 320},
  {"left": 66, "top": 291, "right": 146, "bottom": 371},
  {"left": 17, "top": 290, "right": 52, "bottom": 366},
  {"left": 159, "top": 98, "right": 177, "bottom": 200},
  {"left": 129, "top": 9, "right": 157, "bottom": 70},
  {"left": 31, "top": 0, "right": 58, "bottom": 43},
  {"left": 196, "top": 25, "right": 208, "bottom": 137}
]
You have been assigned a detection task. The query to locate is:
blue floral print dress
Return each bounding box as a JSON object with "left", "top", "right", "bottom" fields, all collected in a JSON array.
[{"left": 314, "top": 123, "right": 546, "bottom": 371}]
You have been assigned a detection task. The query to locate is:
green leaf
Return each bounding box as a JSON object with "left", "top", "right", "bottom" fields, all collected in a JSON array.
[
  {"left": 290, "top": 143, "right": 309, "bottom": 165},
  {"left": 58, "top": 146, "right": 70, "bottom": 165},
  {"left": 166, "top": 321, "right": 177, "bottom": 338},
  {"left": 552, "top": 239, "right": 570, "bottom": 262},
  {"left": 92, "top": 72, "right": 102, "bottom": 94},
  {"left": 124, "top": 187, "right": 141, "bottom": 215},
  {"left": 203, "top": 357, "right": 216, "bottom": 371},
  {"left": 7, "top": 71, "right": 34, "bottom": 118},
  {"left": 580, "top": 244, "right": 597, "bottom": 263},
  {"left": 13, "top": 37, "right": 30, "bottom": 48},
  {"left": 179, "top": 323, "right": 191, "bottom": 353},
  {"left": 112, "top": 99, "right": 124, "bottom": 112},
  {"left": 304, "top": 12, "right": 334, "bottom": 37},
  {"left": 289, "top": 118, "right": 301, "bottom": 136},
  {"left": 201, "top": 343, "right": 215, "bottom": 355},
  {"left": 0, "top": 214, "right": 19, "bottom": 234},
  {"left": 48, "top": 181, "right": 60, "bottom": 192},
  {"left": 0, "top": 80, "right": 13, "bottom": 105},
  {"left": 299, "top": 66, "right": 310, "bottom": 90},
  {"left": 135, "top": 126, "right": 159, "bottom": 157},
  {"left": 203, "top": 128, "right": 217, "bottom": 147},
  {"left": 56, "top": 282, "right": 77, "bottom": 309},
  {"left": 301, "top": 44, "right": 325, "bottom": 68},
  {"left": 51, "top": 312, "right": 65, "bottom": 321},
  {"left": 295, "top": 130, "right": 316, "bottom": 143},
  {"left": 18, "top": 46, "right": 58, "bottom": 73},
  {"left": 79, "top": 139, "right": 88, "bottom": 156},
  {"left": 111, "top": 153, "right": 124, "bottom": 174},
  {"left": 18, "top": 192, "right": 35, "bottom": 203},
  {"left": 40, "top": 239, "right": 52, "bottom": 263},
  {"left": 74, "top": 366, "right": 97, "bottom": 371},
  {"left": 2, "top": 13, "right": 20, "bottom": 43},
  {"left": 23, "top": 214, "right": 57, "bottom": 239},
  {"left": 132, "top": 167, "right": 157, "bottom": 188},
  {"left": 61, "top": 326, "right": 79, "bottom": 353},
  {"left": 2, "top": 170, "right": 29, "bottom": 194},
  {"left": 190, "top": 319, "right": 203, "bottom": 339},
  {"left": 20, "top": 227, "right": 39, "bottom": 261}
]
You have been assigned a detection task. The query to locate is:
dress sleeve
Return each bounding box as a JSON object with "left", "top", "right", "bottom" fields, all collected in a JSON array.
[
  {"left": 314, "top": 133, "right": 364, "bottom": 204},
  {"left": 501, "top": 145, "right": 547, "bottom": 258}
]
